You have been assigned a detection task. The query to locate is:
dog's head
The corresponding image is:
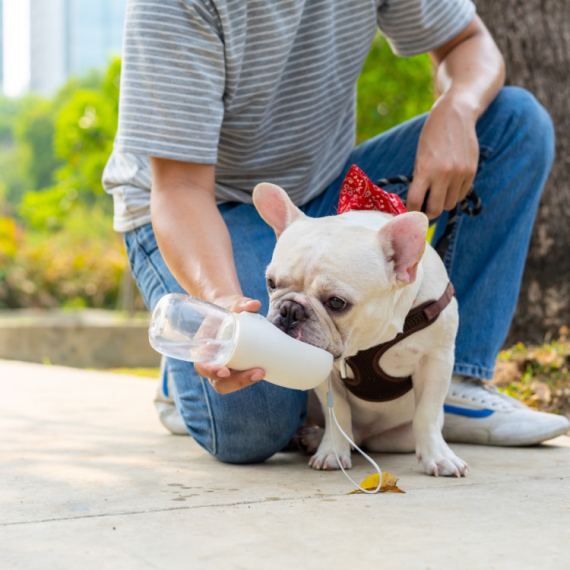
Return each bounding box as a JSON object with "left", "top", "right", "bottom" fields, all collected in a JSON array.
[{"left": 253, "top": 183, "right": 428, "bottom": 359}]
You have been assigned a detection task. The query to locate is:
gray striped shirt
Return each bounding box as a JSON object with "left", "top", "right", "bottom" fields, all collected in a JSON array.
[{"left": 103, "top": 0, "right": 476, "bottom": 232}]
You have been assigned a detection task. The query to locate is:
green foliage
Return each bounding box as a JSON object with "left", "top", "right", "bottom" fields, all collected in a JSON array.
[
  {"left": 0, "top": 98, "right": 22, "bottom": 144},
  {"left": 14, "top": 97, "right": 61, "bottom": 191},
  {"left": 55, "top": 90, "right": 116, "bottom": 194},
  {"left": 18, "top": 58, "right": 121, "bottom": 231},
  {"left": 356, "top": 33, "right": 434, "bottom": 144},
  {"left": 0, "top": 98, "right": 40, "bottom": 208}
]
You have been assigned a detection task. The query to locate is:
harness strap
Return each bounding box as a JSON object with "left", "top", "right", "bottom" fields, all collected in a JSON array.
[{"left": 343, "top": 282, "right": 455, "bottom": 402}]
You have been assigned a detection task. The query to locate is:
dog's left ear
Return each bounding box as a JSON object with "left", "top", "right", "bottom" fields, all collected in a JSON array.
[
  {"left": 253, "top": 183, "right": 307, "bottom": 238},
  {"left": 378, "top": 212, "right": 428, "bottom": 285}
]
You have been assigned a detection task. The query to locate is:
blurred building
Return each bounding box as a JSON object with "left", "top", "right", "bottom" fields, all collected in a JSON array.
[{"left": 30, "top": 0, "right": 127, "bottom": 95}]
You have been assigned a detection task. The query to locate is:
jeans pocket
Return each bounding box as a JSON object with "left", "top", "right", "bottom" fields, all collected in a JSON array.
[{"left": 134, "top": 223, "right": 160, "bottom": 256}]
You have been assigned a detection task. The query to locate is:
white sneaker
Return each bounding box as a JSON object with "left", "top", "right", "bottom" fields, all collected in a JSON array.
[
  {"left": 154, "top": 357, "right": 189, "bottom": 435},
  {"left": 443, "top": 375, "right": 570, "bottom": 446}
]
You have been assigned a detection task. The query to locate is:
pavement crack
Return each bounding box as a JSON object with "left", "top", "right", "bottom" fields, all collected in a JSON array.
[{"left": 0, "top": 494, "right": 343, "bottom": 527}]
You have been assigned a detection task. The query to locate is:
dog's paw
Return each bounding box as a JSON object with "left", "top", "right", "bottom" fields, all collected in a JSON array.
[
  {"left": 299, "top": 426, "right": 325, "bottom": 454},
  {"left": 417, "top": 447, "right": 470, "bottom": 477},
  {"left": 309, "top": 448, "right": 351, "bottom": 470}
]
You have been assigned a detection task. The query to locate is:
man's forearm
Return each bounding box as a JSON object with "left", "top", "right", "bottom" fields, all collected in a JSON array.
[
  {"left": 431, "top": 15, "right": 505, "bottom": 120},
  {"left": 149, "top": 158, "right": 242, "bottom": 303}
]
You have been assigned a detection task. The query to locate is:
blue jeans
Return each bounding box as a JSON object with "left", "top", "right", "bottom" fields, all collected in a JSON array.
[{"left": 124, "top": 87, "right": 554, "bottom": 464}]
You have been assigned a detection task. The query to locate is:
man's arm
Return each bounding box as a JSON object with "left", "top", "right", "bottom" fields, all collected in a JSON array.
[
  {"left": 406, "top": 15, "right": 505, "bottom": 218},
  {"left": 150, "top": 157, "right": 264, "bottom": 394}
]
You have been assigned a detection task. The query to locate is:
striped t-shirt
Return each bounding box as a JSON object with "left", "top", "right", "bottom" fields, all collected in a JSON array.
[{"left": 103, "top": 0, "right": 476, "bottom": 232}]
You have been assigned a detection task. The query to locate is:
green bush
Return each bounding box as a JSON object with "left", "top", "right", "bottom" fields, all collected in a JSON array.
[{"left": 0, "top": 209, "right": 128, "bottom": 309}]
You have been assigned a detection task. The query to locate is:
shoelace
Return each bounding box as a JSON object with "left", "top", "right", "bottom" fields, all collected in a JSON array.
[{"left": 450, "top": 377, "right": 513, "bottom": 411}]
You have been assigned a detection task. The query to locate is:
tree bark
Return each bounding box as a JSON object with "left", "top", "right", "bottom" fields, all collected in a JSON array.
[{"left": 475, "top": 0, "right": 570, "bottom": 344}]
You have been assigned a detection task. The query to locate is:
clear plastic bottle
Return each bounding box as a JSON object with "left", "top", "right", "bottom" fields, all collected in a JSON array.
[{"left": 149, "top": 293, "right": 334, "bottom": 390}]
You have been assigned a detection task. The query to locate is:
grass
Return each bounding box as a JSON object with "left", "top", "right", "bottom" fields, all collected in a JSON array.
[{"left": 100, "top": 367, "right": 160, "bottom": 378}]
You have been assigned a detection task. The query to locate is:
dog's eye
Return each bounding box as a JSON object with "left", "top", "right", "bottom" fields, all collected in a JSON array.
[
  {"left": 266, "top": 277, "right": 276, "bottom": 290},
  {"left": 326, "top": 297, "right": 347, "bottom": 311}
]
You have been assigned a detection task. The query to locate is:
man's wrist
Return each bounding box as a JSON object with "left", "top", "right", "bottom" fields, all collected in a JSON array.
[{"left": 434, "top": 87, "right": 482, "bottom": 123}]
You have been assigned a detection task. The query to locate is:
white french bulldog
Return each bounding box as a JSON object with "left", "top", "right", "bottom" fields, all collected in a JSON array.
[{"left": 252, "top": 182, "right": 469, "bottom": 477}]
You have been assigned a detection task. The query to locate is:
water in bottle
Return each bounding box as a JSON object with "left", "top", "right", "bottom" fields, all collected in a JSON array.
[{"left": 149, "top": 294, "right": 237, "bottom": 365}]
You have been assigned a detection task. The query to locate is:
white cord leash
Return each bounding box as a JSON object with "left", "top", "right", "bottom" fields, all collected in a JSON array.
[{"left": 326, "top": 374, "right": 383, "bottom": 494}]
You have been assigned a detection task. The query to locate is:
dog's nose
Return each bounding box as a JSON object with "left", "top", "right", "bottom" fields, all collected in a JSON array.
[{"left": 279, "top": 300, "right": 307, "bottom": 331}]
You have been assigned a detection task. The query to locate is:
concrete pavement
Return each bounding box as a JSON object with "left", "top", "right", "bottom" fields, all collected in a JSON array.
[{"left": 1, "top": 359, "right": 569, "bottom": 570}]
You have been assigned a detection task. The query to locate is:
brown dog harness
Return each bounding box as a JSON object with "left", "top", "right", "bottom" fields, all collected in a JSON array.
[{"left": 342, "top": 282, "right": 456, "bottom": 403}]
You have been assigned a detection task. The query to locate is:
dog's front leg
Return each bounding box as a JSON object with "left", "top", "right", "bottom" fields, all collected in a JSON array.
[
  {"left": 413, "top": 351, "right": 470, "bottom": 477},
  {"left": 309, "top": 373, "right": 353, "bottom": 470}
]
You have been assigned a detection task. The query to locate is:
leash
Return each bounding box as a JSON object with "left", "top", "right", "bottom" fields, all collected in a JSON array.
[
  {"left": 326, "top": 374, "right": 384, "bottom": 494},
  {"left": 375, "top": 175, "right": 482, "bottom": 259}
]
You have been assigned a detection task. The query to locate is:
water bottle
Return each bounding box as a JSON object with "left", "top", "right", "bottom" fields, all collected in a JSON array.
[{"left": 149, "top": 293, "right": 334, "bottom": 390}]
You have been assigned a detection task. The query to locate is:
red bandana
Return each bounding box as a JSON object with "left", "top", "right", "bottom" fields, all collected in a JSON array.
[{"left": 337, "top": 165, "right": 408, "bottom": 216}]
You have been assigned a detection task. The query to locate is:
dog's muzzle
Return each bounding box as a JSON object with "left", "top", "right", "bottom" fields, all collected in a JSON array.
[{"left": 278, "top": 300, "right": 307, "bottom": 333}]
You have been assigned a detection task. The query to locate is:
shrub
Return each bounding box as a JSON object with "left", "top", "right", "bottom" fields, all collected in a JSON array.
[{"left": 0, "top": 209, "right": 129, "bottom": 310}]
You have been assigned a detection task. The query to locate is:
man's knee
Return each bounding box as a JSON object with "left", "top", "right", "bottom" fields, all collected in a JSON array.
[
  {"left": 214, "top": 432, "right": 293, "bottom": 465},
  {"left": 175, "top": 377, "right": 308, "bottom": 465},
  {"left": 491, "top": 86, "right": 555, "bottom": 167},
  {"left": 211, "top": 392, "right": 307, "bottom": 465}
]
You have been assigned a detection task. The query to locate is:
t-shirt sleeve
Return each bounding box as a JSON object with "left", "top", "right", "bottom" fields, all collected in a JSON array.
[
  {"left": 377, "top": 0, "right": 476, "bottom": 57},
  {"left": 115, "top": 0, "right": 225, "bottom": 163}
]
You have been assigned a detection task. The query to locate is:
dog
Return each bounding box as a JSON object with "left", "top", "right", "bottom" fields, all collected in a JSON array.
[{"left": 252, "top": 179, "right": 469, "bottom": 477}]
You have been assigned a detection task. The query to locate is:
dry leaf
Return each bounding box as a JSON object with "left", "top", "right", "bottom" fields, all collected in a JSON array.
[
  {"left": 492, "top": 360, "right": 521, "bottom": 388},
  {"left": 349, "top": 472, "right": 405, "bottom": 494},
  {"left": 530, "top": 380, "right": 552, "bottom": 404}
]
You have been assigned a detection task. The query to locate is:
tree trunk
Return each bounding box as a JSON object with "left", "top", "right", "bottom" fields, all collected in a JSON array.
[{"left": 474, "top": 0, "right": 570, "bottom": 344}]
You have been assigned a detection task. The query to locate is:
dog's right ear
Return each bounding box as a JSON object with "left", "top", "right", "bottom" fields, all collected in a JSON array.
[
  {"left": 253, "top": 183, "right": 306, "bottom": 239},
  {"left": 378, "top": 211, "right": 429, "bottom": 286}
]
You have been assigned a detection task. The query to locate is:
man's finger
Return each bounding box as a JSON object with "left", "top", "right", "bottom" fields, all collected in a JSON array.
[
  {"left": 209, "top": 369, "right": 265, "bottom": 395},
  {"left": 459, "top": 174, "right": 476, "bottom": 202},
  {"left": 195, "top": 362, "right": 228, "bottom": 379},
  {"left": 424, "top": 180, "right": 448, "bottom": 219},
  {"left": 232, "top": 298, "right": 262, "bottom": 314},
  {"left": 443, "top": 181, "right": 461, "bottom": 211},
  {"left": 407, "top": 177, "right": 430, "bottom": 212}
]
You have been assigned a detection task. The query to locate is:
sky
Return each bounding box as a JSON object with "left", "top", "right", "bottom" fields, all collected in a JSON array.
[{"left": 3, "top": 0, "right": 30, "bottom": 97}]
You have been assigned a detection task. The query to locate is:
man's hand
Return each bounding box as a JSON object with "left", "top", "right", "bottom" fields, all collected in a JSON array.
[
  {"left": 407, "top": 95, "right": 479, "bottom": 219},
  {"left": 194, "top": 295, "right": 266, "bottom": 395},
  {"left": 407, "top": 15, "right": 505, "bottom": 219}
]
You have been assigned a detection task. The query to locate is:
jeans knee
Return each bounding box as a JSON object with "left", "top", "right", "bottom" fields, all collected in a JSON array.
[
  {"left": 494, "top": 86, "right": 555, "bottom": 168},
  {"left": 211, "top": 393, "right": 307, "bottom": 465},
  {"left": 213, "top": 420, "right": 304, "bottom": 465},
  {"left": 214, "top": 438, "right": 286, "bottom": 465}
]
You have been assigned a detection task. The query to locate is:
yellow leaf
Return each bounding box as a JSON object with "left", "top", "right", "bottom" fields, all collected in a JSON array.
[
  {"left": 0, "top": 217, "right": 18, "bottom": 257},
  {"left": 349, "top": 472, "right": 405, "bottom": 494}
]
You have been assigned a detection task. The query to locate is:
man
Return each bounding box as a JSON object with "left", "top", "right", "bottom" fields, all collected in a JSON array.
[{"left": 104, "top": 0, "right": 569, "bottom": 463}]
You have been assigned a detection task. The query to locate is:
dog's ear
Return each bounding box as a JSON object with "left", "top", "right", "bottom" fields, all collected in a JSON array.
[
  {"left": 378, "top": 212, "right": 428, "bottom": 285},
  {"left": 253, "top": 183, "right": 306, "bottom": 238}
]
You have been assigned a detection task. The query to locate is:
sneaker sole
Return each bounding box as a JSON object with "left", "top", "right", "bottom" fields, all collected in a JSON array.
[{"left": 443, "top": 421, "right": 570, "bottom": 447}]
